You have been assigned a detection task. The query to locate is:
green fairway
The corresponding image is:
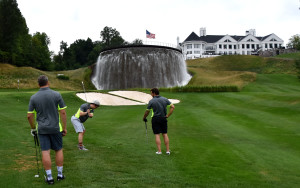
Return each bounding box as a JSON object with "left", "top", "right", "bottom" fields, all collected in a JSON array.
[{"left": 1, "top": 73, "right": 300, "bottom": 187}]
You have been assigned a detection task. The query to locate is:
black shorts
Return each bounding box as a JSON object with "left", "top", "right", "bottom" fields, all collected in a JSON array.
[
  {"left": 38, "top": 132, "right": 63, "bottom": 151},
  {"left": 152, "top": 116, "right": 168, "bottom": 134}
]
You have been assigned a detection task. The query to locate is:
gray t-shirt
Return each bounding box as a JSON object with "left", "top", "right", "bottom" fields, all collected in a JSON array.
[
  {"left": 78, "top": 103, "right": 94, "bottom": 123},
  {"left": 147, "top": 96, "right": 171, "bottom": 117},
  {"left": 28, "top": 87, "right": 66, "bottom": 134}
]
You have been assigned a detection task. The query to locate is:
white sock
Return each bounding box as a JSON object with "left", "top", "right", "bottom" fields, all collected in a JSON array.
[
  {"left": 46, "top": 169, "right": 53, "bottom": 180},
  {"left": 57, "top": 166, "right": 63, "bottom": 177}
]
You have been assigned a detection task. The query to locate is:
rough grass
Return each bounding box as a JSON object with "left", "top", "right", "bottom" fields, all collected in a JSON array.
[
  {"left": 0, "top": 64, "right": 95, "bottom": 90},
  {"left": 274, "top": 52, "right": 300, "bottom": 60},
  {"left": 186, "top": 55, "right": 298, "bottom": 90}
]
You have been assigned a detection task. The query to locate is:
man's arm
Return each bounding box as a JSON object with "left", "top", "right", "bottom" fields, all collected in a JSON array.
[
  {"left": 27, "top": 113, "right": 36, "bottom": 129},
  {"left": 80, "top": 110, "right": 90, "bottom": 116},
  {"left": 166, "top": 104, "right": 175, "bottom": 118},
  {"left": 59, "top": 109, "right": 67, "bottom": 136},
  {"left": 143, "top": 110, "right": 150, "bottom": 121}
]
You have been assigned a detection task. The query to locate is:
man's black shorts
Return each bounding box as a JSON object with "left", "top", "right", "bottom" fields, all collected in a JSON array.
[
  {"left": 152, "top": 116, "right": 168, "bottom": 134},
  {"left": 38, "top": 132, "right": 63, "bottom": 151}
]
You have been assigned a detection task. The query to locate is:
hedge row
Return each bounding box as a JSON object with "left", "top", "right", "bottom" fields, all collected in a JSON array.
[{"left": 160, "top": 85, "right": 239, "bottom": 92}]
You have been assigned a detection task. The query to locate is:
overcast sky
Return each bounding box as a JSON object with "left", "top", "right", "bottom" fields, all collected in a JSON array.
[{"left": 17, "top": 0, "right": 300, "bottom": 54}]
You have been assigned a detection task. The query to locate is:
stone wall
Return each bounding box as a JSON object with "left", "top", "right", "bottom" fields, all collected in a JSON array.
[{"left": 259, "top": 49, "right": 299, "bottom": 57}]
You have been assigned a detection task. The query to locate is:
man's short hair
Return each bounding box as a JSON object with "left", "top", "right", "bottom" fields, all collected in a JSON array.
[
  {"left": 150, "top": 88, "right": 159, "bottom": 95},
  {"left": 38, "top": 75, "right": 48, "bottom": 87}
]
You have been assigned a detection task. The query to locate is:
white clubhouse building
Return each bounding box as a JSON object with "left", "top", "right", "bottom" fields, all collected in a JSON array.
[{"left": 179, "top": 28, "right": 284, "bottom": 59}]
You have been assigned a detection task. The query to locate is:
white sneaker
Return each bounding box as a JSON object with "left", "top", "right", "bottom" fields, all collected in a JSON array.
[
  {"left": 79, "top": 146, "right": 88, "bottom": 151},
  {"left": 156, "top": 151, "right": 162, "bottom": 155},
  {"left": 166, "top": 151, "right": 171, "bottom": 155}
]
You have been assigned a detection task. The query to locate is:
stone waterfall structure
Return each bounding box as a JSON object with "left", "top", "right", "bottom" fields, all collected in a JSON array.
[{"left": 91, "top": 46, "right": 191, "bottom": 90}]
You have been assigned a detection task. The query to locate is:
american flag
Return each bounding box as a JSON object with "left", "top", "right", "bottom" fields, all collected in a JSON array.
[{"left": 146, "top": 30, "right": 155, "bottom": 39}]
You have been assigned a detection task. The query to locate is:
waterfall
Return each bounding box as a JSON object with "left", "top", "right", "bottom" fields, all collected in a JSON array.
[{"left": 91, "top": 46, "right": 191, "bottom": 90}]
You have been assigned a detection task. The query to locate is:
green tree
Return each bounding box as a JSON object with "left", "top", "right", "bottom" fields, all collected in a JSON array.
[
  {"left": 53, "top": 39, "right": 97, "bottom": 70},
  {"left": 69, "top": 38, "right": 94, "bottom": 68},
  {"left": 87, "top": 41, "right": 104, "bottom": 66},
  {"left": 30, "top": 32, "right": 52, "bottom": 70},
  {"left": 100, "top": 26, "right": 126, "bottom": 48},
  {"left": 287, "top": 34, "right": 300, "bottom": 50},
  {"left": 132, "top": 39, "right": 143, "bottom": 45},
  {"left": 0, "top": 0, "right": 31, "bottom": 65}
]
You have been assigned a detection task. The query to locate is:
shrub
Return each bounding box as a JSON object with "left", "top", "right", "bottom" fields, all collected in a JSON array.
[
  {"left": 160, "top": 85, "right": 239, "bottom": 92},
  {"left": 56, "top": 74, "right": 69, "bottom": 80}
]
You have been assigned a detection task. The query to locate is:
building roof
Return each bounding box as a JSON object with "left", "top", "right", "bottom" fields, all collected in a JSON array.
[
  {"left": 184, "top": 32, "right": 199, "bottom": 42},
  {"left": 256, "top": 34, "right": 272, "bottom": 41},
  {"left": 183, "top": 32, "right": 274, "bottom": 43}
]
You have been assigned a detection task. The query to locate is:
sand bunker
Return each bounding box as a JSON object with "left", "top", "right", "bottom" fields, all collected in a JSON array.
[
  {"left": 76, "top": 91, "right": 180, "bottom": 106},
  {"left": 109, "top": 91, "right": 180, "bottom": 104}
]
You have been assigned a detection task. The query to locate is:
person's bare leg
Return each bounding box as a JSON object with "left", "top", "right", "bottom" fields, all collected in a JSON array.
[
  {"left": 162, "top": 133, "right": 170, "bottom": 152},
  {"left": 155, "top": 134, "right": 161, "bottom": 152},
  {"left": 42, "top": 150, "right": 51, "bottom": 170},
  {"left": 55, "top": 149, "right": 63, "bottom": 166},
  {"left": 78, "top": 131, "right": 84, "bottom": 146}
]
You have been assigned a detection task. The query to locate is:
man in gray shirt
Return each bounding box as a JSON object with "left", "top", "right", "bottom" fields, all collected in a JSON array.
[
  {"left": 143, "top": 88, "right": 175, "bottom": 155},
  {"left": 27, "top": 75, "right": 67, "bottom": 185},
  {"left": 71, "top": 100, "right": 100, "bottom": 150}
]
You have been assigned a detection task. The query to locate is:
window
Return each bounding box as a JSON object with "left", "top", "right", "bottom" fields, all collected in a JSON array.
[
  {"left": 247, "top": 39, "right": 254, "bottom": 42},
  {"left": 269, "top": 44, "right": 273, "bottom": 48},
  {"left": 275, "top": 44, "right": 278, "bottom": 48},
  {"left": 224, "top": 39, "right": 232, "bottom": 42},
  {"left": 187, "top": 51, "right": 192, "bottom": 54},
  {"left": 270, "top": 38, "right": 277, "bottom": 41},
  {"left": 251, "top": 44, "right": 255, "bottom": 49},
  {"left": 242, "top": 44, "right": 245, "bottom": 49},
  {"left": 265, "top": 44, "right": 268, "bottom": 48},
  {"left": 224, "top": 45, "right": 227, "bottom": 49},
  {"left": 194, "top": 44, "right": 200, "bottom": 48},
  {"left": 194, "top": 51, "right": 200, "bottom": 54},
  {"left": 257, "top": 44, "right": 260, "bottom": 49},
  {"left": 247, "top": 44, "right": 250, "bottom": 49},
  {"left": 187, "top": 44, "right": 192, "bottom": 49},
  {"left": 219, "top": 44, "right": 222, "bottom": 49},
  {"left": 234, "top": 45, "right": 236, "bottom": 49},
  {"left": 229, "top": 45, "right": 232, "bottom": 49}
]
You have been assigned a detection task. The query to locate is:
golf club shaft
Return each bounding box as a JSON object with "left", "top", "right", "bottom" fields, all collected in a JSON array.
[
  {"left": 81, "top": 81, "right": 88, "bottom": 102},
  {"left": 145, "top": 122, "right": 148, "bottom": 144},
  {"left": 37, "top": 135, "right": 47, "bottom": 179},
  {"left": 34, "top": 135, "right": 40, "bottom": 176}
]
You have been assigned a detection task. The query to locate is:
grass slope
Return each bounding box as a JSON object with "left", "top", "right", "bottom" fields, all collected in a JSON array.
[
  {"left": 186, "top": 54, "right": 298, "bottom": 90},
  {"left": 0, "top": 64, "right": 95, "bottom": 90},
  {"left": 1, "top": 73, "right": 300, "bottom": 187},
  {"left": 2, "top": 53, "right": 299, "bottom": 91}
]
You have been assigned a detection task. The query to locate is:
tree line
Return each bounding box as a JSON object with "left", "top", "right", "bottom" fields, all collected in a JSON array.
[
  {"left": 0, "top": 0, "right": 299, "bottom": 71},
  {"left": 0, "top": 0, "right": 142, "bottom": 71}
]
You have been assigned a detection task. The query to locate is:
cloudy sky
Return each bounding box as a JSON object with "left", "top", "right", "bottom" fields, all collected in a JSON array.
[{"left": 17, "top": 0, "right": 300, "bottom": 54}]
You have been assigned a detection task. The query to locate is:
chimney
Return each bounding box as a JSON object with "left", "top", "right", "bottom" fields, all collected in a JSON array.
[
  {"left": 246, "top": 29, "right": 256, "bottom": 36},
  {"left": 200, "top": 27, "right": 206, "bottom": 37},
  {"left": 249, "top": 29, "right": 256, "bottom": 36}
]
